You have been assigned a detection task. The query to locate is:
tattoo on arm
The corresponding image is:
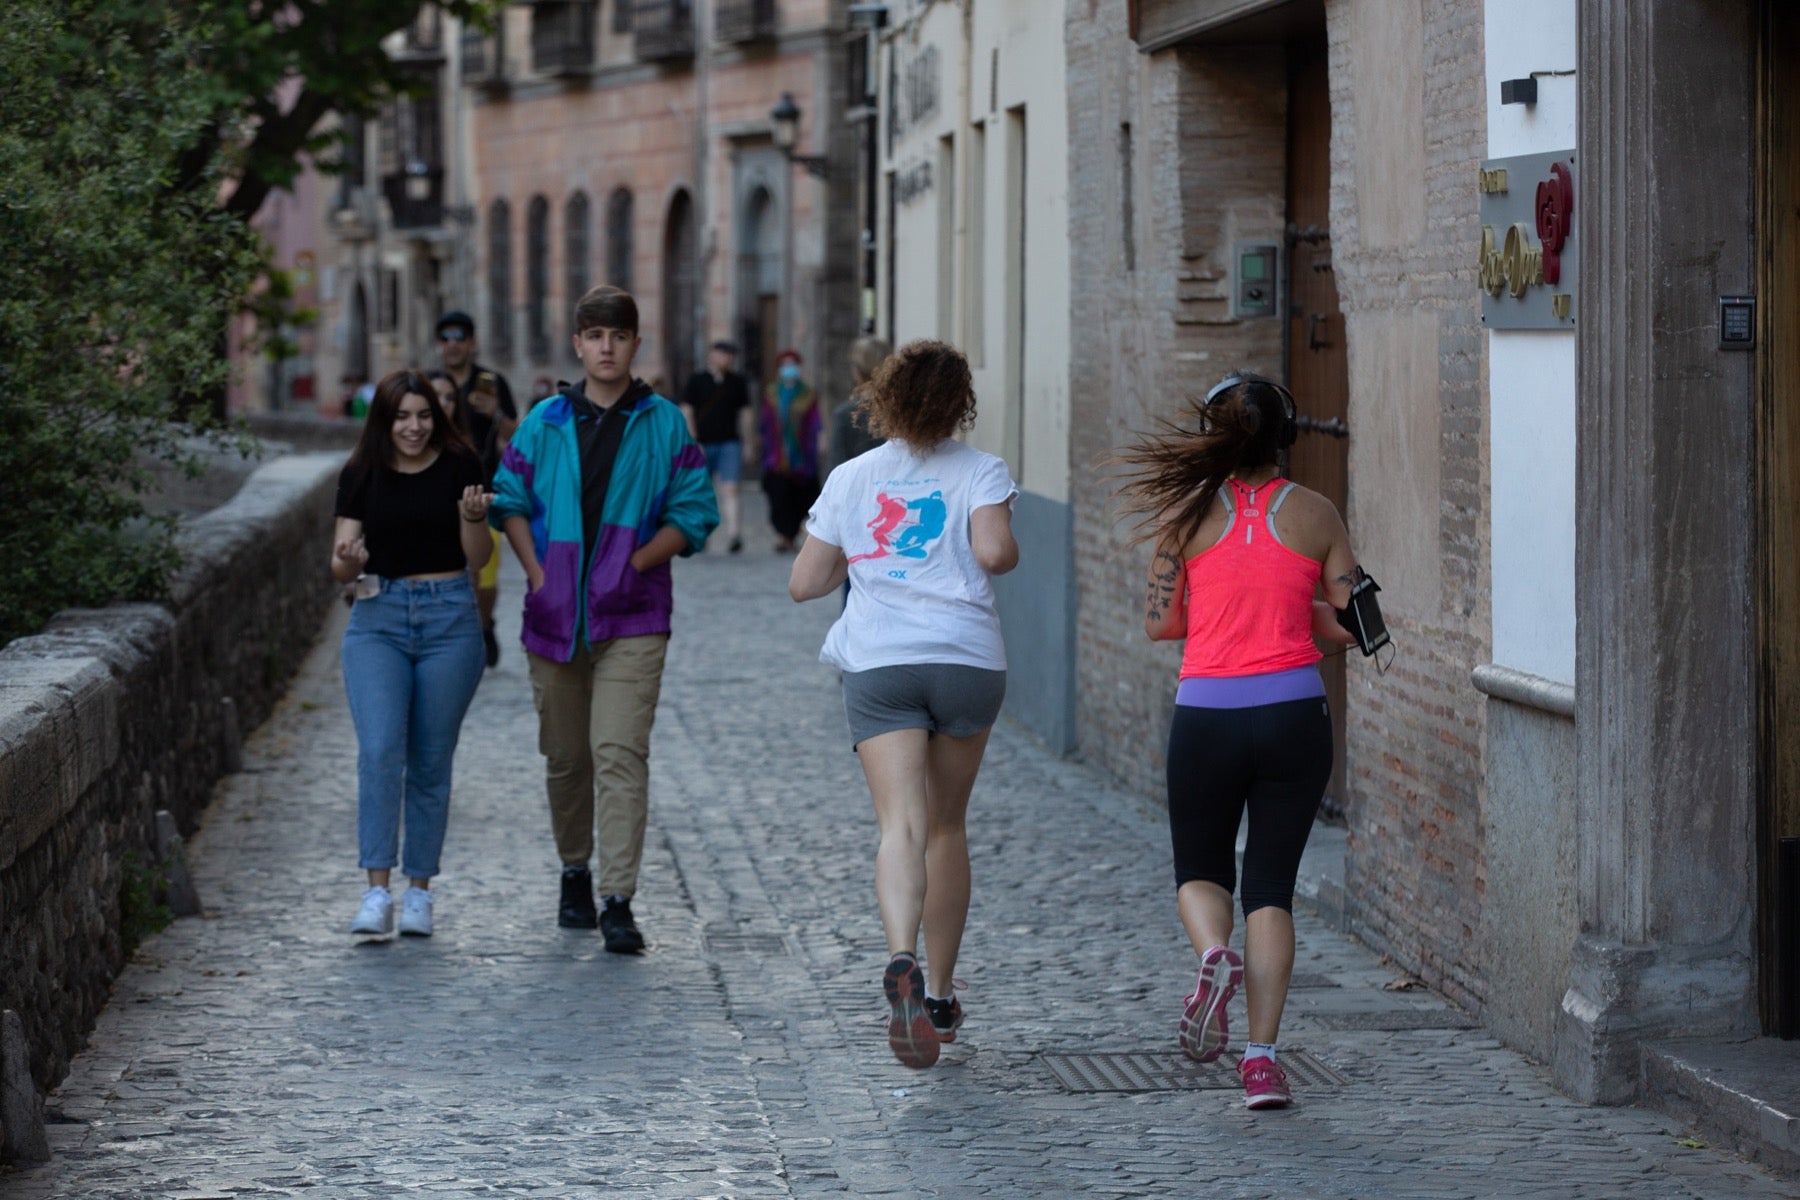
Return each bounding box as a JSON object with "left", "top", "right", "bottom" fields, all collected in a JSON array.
[
  {"left": 1334, "top": 570, "right": 1358, "bottom": 589},
  {"left": 1146, "top": 549, "right": 1182, "bottom": 625}
]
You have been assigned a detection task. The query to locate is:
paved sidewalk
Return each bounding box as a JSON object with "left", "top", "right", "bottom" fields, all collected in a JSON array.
[{"left": 5, "top": 518, "right": 1791, "bottom": 1199}]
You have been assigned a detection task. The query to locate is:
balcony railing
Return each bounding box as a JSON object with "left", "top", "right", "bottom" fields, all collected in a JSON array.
[
  {"left": 532, "top": 1, "right": 597, "bottom": 75},
  {"left": 382, "top": 166, "right": 446, "bottom": 231},
  {"left": 714, "top": 0, "right": 775, "bottom": 44},
  {"left": 462, "top": 22, "right": 507, "bottom": 87},
  {"left": 633, "top": 0, "right": 694, "bottom": 61}
]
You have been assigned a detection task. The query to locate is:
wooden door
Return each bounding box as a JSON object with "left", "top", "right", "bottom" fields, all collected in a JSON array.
[
  {"left": 1757, "top": 0, "right": 1800, "bottom": 1037},
  {"left": 1284, "top": 38, "right": 1352, "bottom": 817}
]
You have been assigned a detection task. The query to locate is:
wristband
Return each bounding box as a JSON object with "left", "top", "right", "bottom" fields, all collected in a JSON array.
[{"left": 462, "top": 514, "right": 486, "bottom": 524}]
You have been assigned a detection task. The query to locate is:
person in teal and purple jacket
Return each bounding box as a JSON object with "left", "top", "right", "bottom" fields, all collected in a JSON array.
[{"left": 489, "top": 284, "right": 718, "bottom": 953}]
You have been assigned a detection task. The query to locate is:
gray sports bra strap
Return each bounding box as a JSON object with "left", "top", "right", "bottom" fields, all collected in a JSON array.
[{"left": 1269, "top": 482, "right": 1298, "bottom": 516}]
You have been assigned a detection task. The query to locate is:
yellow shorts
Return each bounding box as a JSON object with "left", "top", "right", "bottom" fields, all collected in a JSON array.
[{"left": 476, "top": 528, "right": 502, "bottom": 589}]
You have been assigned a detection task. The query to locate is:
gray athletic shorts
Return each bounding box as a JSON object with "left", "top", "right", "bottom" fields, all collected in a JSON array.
[{"left": 841, "top": 663, "right": 1007, "bottom": 749}]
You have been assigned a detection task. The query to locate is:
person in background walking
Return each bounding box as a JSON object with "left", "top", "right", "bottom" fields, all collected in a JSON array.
[
  {"left": 426, "top": 369, "right": 475, "bottom": 445},
  {"left": 830, "top": 335, "right": 890, "bottom": 472},
  {"left": 679, "top": 339, "right": 754, "bottom": 554},
  {"left": 759, "top": 348, "right": 823, "bottom": 552},
  {"left": 1114, "top": 370, "right": 1360, "bottom": 1110},
  {"left": 489, "top": 285, "right": 718, "bottom": 954},
  {"left": 330, "top": 370, "right": 493, "bottom": 940},
  {"left": 788, "top": 340, "right": 1019, "bottom": 1070},
  {"left": 435, "top": 310, "right": 518, "bottom": 668}
]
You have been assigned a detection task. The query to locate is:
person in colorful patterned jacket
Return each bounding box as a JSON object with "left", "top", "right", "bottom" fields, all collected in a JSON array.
[{"left": 489, "top": 284, "right": 719, "bottom": 953}]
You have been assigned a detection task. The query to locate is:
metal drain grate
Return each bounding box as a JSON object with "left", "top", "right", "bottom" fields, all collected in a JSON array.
[
  {"left": 1041, "top": 1049, "right": 1347, "bottom": 1094},
  {"left": 1308, "top": 1009, "right": 1478, "bottom": 1031},
  {"left": 1286, "top": 973, "right": 1341, "bottom": 989},
  {"left": 701, "top": 929, "right": 790, "bottom": 954}
]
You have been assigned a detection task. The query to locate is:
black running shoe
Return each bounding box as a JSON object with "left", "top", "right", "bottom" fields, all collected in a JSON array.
[
  {"left": 483, "top": 623, "right": 500, "bottom": 668},
  {"left": 728, "top": 537, "right": 744, "bottom": 555},
  {"left": 558, "top": 865, "right": 598, "bottom": 929},
  {"left": 925, "top": 994, "right": 964, "bottom": 1043},
  {"left": 600, "top": 895, "right": 646, "bottom": 954}
]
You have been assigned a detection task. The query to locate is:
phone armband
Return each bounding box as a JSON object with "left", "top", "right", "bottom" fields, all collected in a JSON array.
[{"left": 1334, "top": 566, "right": 1391, "bottom": 657}]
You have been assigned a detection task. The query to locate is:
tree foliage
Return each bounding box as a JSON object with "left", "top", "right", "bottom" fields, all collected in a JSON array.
[
  {"left": 0, "top": 0, "right": 265, "bottom": 646},
  {"left": 0, "top": 0, "right": 495, "bottom": 646}
]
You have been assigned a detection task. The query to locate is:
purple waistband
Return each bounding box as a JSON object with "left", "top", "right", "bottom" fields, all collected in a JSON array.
[{"left": 1176, "top": 666, "right": 1326, "bottom": 709}]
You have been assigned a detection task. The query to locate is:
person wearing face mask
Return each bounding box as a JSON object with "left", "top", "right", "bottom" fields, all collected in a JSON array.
[{"left": 758, "top": 348, "right": 823, "bottom": 552}]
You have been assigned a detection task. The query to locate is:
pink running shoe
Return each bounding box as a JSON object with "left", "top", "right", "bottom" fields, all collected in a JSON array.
[
  {"left": 1238, "top": 1055, "right": 1292, "bottom": 1109},
  {"left": 883, "top": 953, "right": 939, "bottom": 1069},
  {"left": 1178, "top": 945, "right": 1243, "bottom": 1063}
]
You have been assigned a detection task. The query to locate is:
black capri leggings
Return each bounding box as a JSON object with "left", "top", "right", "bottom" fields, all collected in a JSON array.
[{"left": 1166, "top": 698, "right": 1333, "bottom": 916}]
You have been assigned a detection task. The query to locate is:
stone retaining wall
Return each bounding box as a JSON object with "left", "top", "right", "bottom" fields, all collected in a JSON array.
[{"left": 0, "top": 453, "right": 343, "bottom": 1115}]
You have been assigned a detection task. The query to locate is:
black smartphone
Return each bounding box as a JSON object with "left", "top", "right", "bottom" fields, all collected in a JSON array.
[{"left": 1335, "top": 567, "right": 1391, "bottom": 656}]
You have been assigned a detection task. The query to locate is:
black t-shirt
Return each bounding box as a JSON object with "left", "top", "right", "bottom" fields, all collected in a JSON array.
[
  {"left": 335, "top": 450, "right": 485, "bottom": 578},
  {"left": 681, "top": 369, "right": 750, "bottom": 444},
  {"left": 569, "top": 379, "right": 646, "bottom": 572},
  {"left": 451, "top": 363, "right": 518, "bottom": 481}
]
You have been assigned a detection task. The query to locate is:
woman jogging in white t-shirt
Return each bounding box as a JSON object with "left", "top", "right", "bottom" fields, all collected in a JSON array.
[{"left": 789, "top": 340, "right": 1020, "bottom": 1069}]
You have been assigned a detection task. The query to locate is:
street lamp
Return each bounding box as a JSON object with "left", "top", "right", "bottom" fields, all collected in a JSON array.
[{"left": 770, "top": 92, "right": 828, "bottom": 179}]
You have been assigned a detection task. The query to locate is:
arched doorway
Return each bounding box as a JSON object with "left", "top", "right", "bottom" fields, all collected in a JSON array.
[
  {"left": 736, "top": 184, "right": 781, "bottom": 389},
  {"left": 662, "top": 188, "right": 697, "bottom": 390}
]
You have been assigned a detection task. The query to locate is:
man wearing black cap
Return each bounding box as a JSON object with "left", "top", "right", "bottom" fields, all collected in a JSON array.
[
  {"left": 436, "top": 310, "right": 518, "bottom": 665},
  {"left": 678, "top": 340, "right": 754, "bottom": 554}
]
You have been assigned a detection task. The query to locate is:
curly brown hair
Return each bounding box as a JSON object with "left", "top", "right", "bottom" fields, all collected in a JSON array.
[{"left": 860, "top": 339, "right": 977, "bottom": 446}]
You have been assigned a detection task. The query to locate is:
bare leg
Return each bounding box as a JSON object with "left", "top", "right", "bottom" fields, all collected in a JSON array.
[
  {"left": 1177, "top": 879, "right": 1235, "bottom": 959},
  {"left": 920, "top": 728, "right": 991, "bottom": 995},
  {"left": 365, "top": 869, "right": 429, "bottom": 891},
  {"left": 716, "top": 479, "right": 741, "bottom": 543},
  {"left": 856, "top": 729, "right": 931, "bottom": 957},
  {"left": 1243, "top": 906, "right": 1296, "bottom": 1044},
  {"left": 476, "top": 586, "right": 498, "bottom": 629}
]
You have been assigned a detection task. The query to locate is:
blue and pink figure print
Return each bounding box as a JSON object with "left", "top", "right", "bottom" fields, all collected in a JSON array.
[{"left": 849, "top": 490, "right": 947, "bottom": 564}]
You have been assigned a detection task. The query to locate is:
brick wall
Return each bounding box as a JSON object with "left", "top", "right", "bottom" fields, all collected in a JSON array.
[
  {"left": 1065, "top": 7, "right": 1295, "bottom": 807},
  {"left": 0, "top": 454, "right": 341, "bottom": 1095},
  {"left": 1326, "top": 0, "right": 1490, "bottom": 1008}
]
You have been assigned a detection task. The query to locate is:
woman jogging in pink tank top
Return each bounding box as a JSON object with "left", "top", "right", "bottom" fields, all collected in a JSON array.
[{"left": 1115, "top": 371, "right": 1361, "bottom": 1110}]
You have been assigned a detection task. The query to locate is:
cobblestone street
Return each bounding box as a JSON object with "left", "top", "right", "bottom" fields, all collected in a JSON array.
[{"left": 5, "top": 523, "right": 1791, "bottom": 1199}]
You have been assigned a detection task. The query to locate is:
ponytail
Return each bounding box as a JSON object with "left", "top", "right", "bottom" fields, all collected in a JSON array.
[{"left": 1112, "top": 378, "right": 1284, "bottom": 550}]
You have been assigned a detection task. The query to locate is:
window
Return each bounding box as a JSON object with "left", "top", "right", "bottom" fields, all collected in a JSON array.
[
  {"left": 612, "top": 0, "right": 632, "bottom": 34},
  {"left": 565, "top": 191, "right": 591, "bottom": 346},
  {"left": 966, "top": 121, "right": 986, "bottom": 366},
  {"left": 606, "top": 187, "right": 634, "bottom": 292},
  {"left": 1119, "top": 121, "right": 1136, "bottom": 272},
  {"left": 487, "top": 199, "right": 514, "bottom": 361},
  {"left": 937, "top": 134, "right": 955, "bottom": 342},
  {"left": 526, "top": 194, "right": 550, "bottom": 361}
]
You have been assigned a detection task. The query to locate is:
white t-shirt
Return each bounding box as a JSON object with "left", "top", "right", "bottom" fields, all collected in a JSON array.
[{"left": 806, "top": 439, "right": 1019, "bottom": 673}]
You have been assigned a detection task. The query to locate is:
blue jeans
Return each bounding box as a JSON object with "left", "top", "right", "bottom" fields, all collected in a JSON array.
[
  {"left": 702, "top": 440, "right": 743, "bottom": 483},
  {"left": 342, "top": 575, "right": 485, "bottom": 878}
]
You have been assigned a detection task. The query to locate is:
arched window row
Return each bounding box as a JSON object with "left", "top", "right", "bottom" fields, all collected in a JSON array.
[{"left": 485, "top": 187, "right": 635, "bottom": 364}]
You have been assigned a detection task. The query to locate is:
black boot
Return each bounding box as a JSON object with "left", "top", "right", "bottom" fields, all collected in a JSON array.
[
  {"left": 600, "top": 895, "right": 646, "bottom": 954},
  {"left": 558, "top": 865, "right": 598, "bottom": 929}
]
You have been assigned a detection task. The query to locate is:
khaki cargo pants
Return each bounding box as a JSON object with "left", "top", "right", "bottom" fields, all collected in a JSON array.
[{"left": 526, "top": 633, "right": 668, "bottom": 898}]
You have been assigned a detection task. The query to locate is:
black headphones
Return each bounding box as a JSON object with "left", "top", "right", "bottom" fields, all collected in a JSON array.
[{"left": 1204, "top": 372, "right": 1298, "bottom": 450}]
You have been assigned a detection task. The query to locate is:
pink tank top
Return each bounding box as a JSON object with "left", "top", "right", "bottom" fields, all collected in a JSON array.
[{"left": 1179, "top": 478, "right": 1324, "bottom": 679}]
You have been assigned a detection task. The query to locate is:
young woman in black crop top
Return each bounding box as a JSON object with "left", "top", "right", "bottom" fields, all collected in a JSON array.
[{"left": 331, "top": 370, "right": 493, "bottom": 939}]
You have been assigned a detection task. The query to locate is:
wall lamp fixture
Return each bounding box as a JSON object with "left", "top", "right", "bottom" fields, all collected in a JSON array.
[{"left": 770, "top": 92, "right": 829, "bottom": 179}]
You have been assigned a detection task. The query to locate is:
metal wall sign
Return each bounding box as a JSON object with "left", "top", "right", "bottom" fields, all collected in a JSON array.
[{"left": 1477, "top": 149, "right": 1577, "bottom": 330}]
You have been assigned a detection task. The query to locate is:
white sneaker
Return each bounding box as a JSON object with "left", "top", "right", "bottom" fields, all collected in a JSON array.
[
  {"left": 397, "top": 887, "right": 434, "bottom": 937},
  {"left": 349, "top": 886, "right": 394, "bottom": 936}
]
